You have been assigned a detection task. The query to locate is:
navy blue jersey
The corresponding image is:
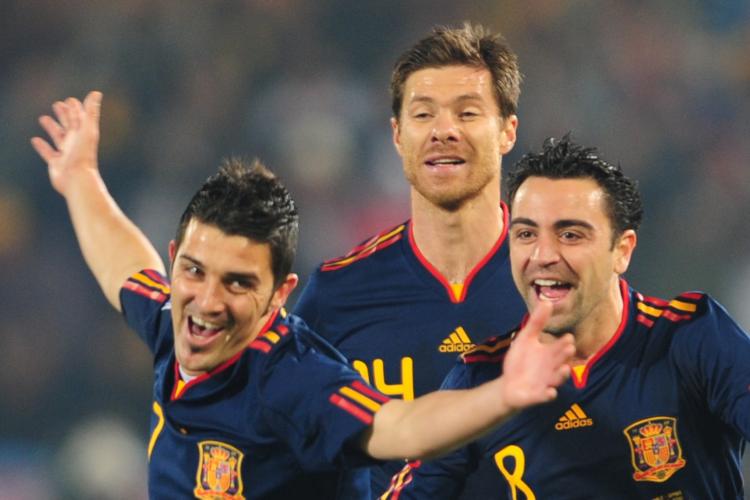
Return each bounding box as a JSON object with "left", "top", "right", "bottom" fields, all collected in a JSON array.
[
  {"left": 121, "top": 270, "right": 388, "bottom": 500},
  {"left": 387, "top": 280, "right": 750, "bottom": 499},
  {"left": 294, "top": 205, "right": 527, "bottom": 498}
]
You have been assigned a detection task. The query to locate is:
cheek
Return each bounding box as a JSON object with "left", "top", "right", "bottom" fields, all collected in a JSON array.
[
  {"left": 509, "top": 250, "right": 526, "bottom": 284},
  {"left": 232, "top": 295, "right": 265, "bottom": 322}
]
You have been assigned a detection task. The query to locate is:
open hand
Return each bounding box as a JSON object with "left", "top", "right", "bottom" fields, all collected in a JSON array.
[
  {"left": 499, "top": 300, "right": 575, "bottom": 410},
  {"left": 30, "top": 91, "right": 103, "bottom": 196}
]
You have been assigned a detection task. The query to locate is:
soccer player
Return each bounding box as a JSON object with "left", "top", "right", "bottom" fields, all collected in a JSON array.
[
  {"left": 386, "top": 135, "right": 750, "bottom": 499},
  {"left": 30, "top": 92, "right": 574, "bottom": 499},
  {"left": 293, "top": 23, "right": 527, "bottom": 496}
]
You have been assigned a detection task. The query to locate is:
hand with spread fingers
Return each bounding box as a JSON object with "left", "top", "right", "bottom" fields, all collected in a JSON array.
[
  {"left": 499, "top": 299, "right": 574, "bottom": 410},
  {"left": 31, "top": 91, "right": 103, "bottom": 196},
  {"left": 31, "top": 91, "right": 163, "bottom": 310}
]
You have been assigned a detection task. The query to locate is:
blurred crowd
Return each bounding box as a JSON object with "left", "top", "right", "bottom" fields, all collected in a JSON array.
[{"left": 1, "top": 0, "right": 748, "bottom": 497}]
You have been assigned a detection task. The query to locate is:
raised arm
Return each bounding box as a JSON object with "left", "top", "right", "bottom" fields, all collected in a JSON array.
[
  {"left": 31, "top": 92, "right": 165, "bottom": 311},
  {"left": 361, "top": 300, "right": 573, "bottom": 460}
]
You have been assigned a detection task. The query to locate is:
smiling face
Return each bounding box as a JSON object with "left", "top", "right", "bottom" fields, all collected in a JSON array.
[
  {"left": 168, "top": 219, "right": 297, "bottom": 376},
  {"left": 509, "top": 177, "right": 636, "bottom": 337},
  {"left": 392, "top": 64, "right": 517, "bottom": 210}
]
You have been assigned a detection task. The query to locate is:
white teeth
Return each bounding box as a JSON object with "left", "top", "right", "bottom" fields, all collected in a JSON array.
[
  {"left": 431, "top": 158, "right": 463, "bottom": 165},
  {"left": 534, "top": 279, "right": 563, "bottom": 286},
  {"left": 192, "top": 316, "right": 221, "bottom": 329}
]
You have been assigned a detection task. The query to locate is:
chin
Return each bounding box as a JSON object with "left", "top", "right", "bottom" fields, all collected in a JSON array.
[{"left": 542, "top": 317, "right": 575, "bottom": 337}]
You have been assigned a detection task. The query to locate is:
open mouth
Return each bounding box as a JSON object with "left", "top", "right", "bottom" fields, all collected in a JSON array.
[
  {"left": 187, "top": 316, "right": 224, "bottom": 346},
  {"left": 425, "top": 156, "right": 466, "bottom": 168},
  {"left": 533, "top": 279, "right": 572, "bottom": 301}
]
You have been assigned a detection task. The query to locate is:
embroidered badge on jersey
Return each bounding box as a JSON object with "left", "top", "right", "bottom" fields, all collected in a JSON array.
[
  {"left": 194, "top": 440, "right": 245, "bottom": 499},
  {"left": 623, "top": 416, "right": 686, "bottom": 482}
]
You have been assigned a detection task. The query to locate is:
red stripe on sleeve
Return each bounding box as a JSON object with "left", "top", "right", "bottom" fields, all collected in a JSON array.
[
  {"left": 142, "top": 269, "right": 168, "bottom": 285},
  {"left": 351, "top": 380, "right": 390, "bottom": 404},
  {"left": 462, "top": 353, "right": 506, "bottom": 365},
  {"left": 383, "top": 460, "right": 421, "bottom": 499},
  {"left": 248, "top": 339, "right": 272, "bottom": 353},
  {"left": 123, "top": 280, "right": 168, "bottom": 302},
  {"left": 642, "top": 295, "right": 669, "bottom": 307},
  {"left": 329, "top": 394, "right": 374, "bottom": 425},
  {"left": 636, "top": 314, "right": 654, "bottom": 328},
  {"left": 662, "top": 310, "right": 692, "bottom": 322},
  {"left": 276, "top": 325, "right": 289, "bottom": 336}
]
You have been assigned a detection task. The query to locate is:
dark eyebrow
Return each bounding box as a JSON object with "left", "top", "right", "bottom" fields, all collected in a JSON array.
[
  {"left": 455, "top": 93, "right": 484, "bottom": 103},
  {"left": 553, "top": 219, "right": 595, "bottom": 231},
  {"left": 179, "top": 254, "right": 203, "bottom": 266},
  {"left": 509, "top": 218, "right": 595, "bottom": 231},
  {"left": 179, "top": 254, "right": 260, "bottom": 284},
  {"left": 408, "top": 93, "right": 485, "bottom": 106},
  {"left": 509, "top": 217, "right": 538, "bottom": 228}
]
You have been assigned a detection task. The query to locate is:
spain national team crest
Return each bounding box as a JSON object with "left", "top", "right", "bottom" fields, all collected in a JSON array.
[
  {"left": 623, "top": 417, "right": 686, "bottom": 482},
  {"left": 194, "top": 440, "right": 245, "bottom": 499}
]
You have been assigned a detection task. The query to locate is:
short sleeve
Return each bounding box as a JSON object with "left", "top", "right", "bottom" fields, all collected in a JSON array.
[
  {"left": 673, "top": 297, "right": 750, "bottom": 440},
  {"left": 120, "top": 269, "right": 173, "bottom": 356},
  {"left": 259, "top": 329, "right": 389, "bottom": 470}
]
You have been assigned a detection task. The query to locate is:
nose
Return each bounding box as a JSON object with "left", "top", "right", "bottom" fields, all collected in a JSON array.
[
  {"left": 529, "top": 234, "right": 561, "bottom": 267},
  {"left": 431, "top": 111, "right": 460, "bottom": 144},
  {"left": 194, "top": 278, "right": 226, "bottom": 314}
]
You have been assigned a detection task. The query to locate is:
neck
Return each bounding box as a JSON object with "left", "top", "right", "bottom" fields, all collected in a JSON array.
[
  {"left": 410, "top": 186, "right": 503, "bottom": 283},
  {"left": 570, "top": 278, "right": 626, "bottom": 362}
]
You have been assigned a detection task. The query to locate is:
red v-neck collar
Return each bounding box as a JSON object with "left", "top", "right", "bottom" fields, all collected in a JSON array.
[
  {"left": 570, "top": 279, "right": 630, "bottom": 388},
  {"left": 408, "top": 202, "right": 510, "bottom": 303}
]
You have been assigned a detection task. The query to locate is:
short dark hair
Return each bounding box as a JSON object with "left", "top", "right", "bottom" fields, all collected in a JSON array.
[
  {"left": 175, "top": 158, "right": 299, "bottom": 287},
  {"left": 506, "top": 134, "right": 643, "bottom": 242},
  {"left": 390, "top": 22, "right": 521, "bottom": 120}
]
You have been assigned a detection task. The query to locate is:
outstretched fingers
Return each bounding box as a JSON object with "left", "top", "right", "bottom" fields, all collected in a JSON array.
[
  {"left": 52, "top": 100, "right": 70, "bottom": 131},
  {"left": 30, "top": 136, "right": 58, "bottom": 162},
  {"left": 37, "top": 114, "right": 65, "bottom": 150},
  {"left": 83, "top": 91, "right": 103, "bottom": 121},
  {"left": 66, "top": 97, "right": 82, "bottom": 130}
]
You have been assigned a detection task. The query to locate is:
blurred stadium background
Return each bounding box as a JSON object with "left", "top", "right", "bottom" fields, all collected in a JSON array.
[{"left": 1, "top": 1, "right": 748, "bottom": 498}]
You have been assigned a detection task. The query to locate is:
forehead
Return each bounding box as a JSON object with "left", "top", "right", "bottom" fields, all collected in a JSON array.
[
  {"left": 403, "top": 65, "right": 495, "bottom": 104},
  {"left": 512, "top": 177, "right": 610, "bottom": 225},
  {"left": 178, "top": 219, "right": 272, "bottom": 274}
]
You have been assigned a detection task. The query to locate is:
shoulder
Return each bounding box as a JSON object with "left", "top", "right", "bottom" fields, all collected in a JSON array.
[
  {"left": 460, "top": 333, "right": 515, "bottom": 365},
  {"left": 120, "top": 269, "right": 173, "bottom": 356},
  {"left": 436, "top": 334, "right": 512, "bottom": 390},
  {"left": 248, "top": 310, "right": 349, "bottom": 366},
  {"left": 294, "top": 222, "right": 410, "bottom": 324},
  {"left": 631, "top": 289, "right": 749, "bottom": 354},
  {"left": 317, "top": 221, "right": 408, "bottom": 273},
  {"left": 633, "top": 290, "right": 718, "bottom": 334},
  {"left": 122, "top": 269, "right": 171, "bottom": 305},
  {"left": 437, "top": 332, "right": 514, "bottom": 390}
]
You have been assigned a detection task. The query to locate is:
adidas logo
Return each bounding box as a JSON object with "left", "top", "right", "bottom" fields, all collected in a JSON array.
[
  {"left": 439, "top": 327, "right": 475, "bottom": 353},
  {"left": 555, "top": 403, "right": 594, "bottom": 430}
]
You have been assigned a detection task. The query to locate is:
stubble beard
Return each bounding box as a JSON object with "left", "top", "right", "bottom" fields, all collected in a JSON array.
[{"left": 404, "top": 155, "right": 498, "bottom": 212}]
